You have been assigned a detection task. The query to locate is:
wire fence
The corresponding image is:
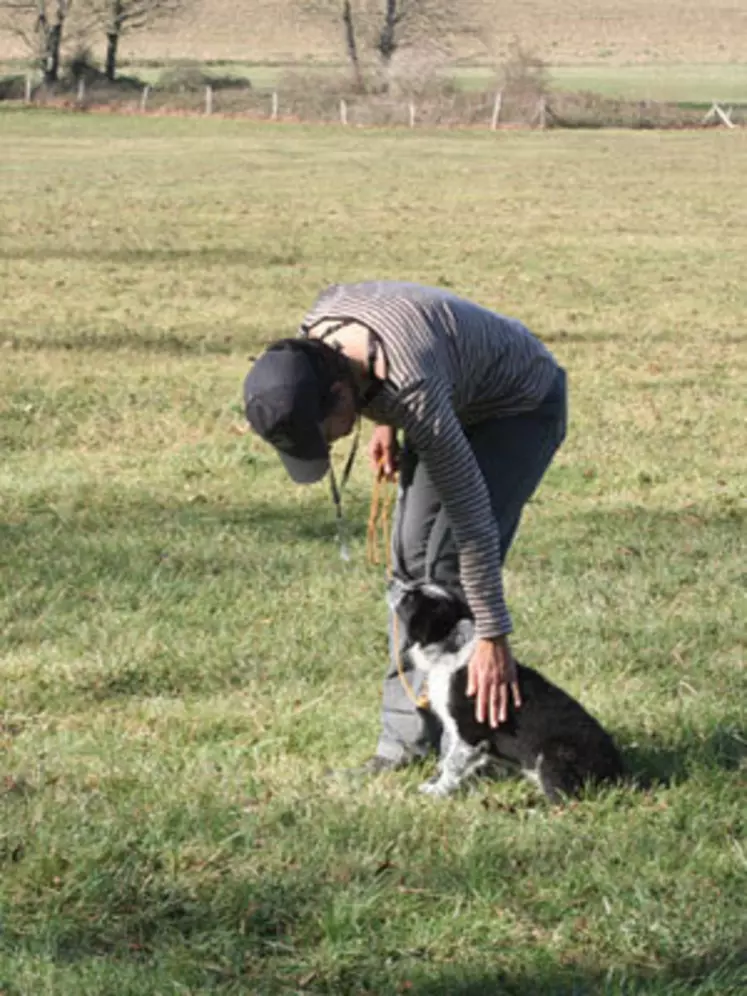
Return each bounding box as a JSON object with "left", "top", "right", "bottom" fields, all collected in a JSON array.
[{"left": 2, "top": 74, "right": 745, "bottom": 131}]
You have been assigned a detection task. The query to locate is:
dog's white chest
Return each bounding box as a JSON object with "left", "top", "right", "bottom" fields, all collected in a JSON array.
[
  {"left": 422, "top": 664, "right": 452, "bottom": 720},
  {"left": 409, "top": 643, "right": 465, "bottom": 724}
]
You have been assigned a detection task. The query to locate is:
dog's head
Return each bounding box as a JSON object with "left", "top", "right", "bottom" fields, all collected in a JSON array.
[{"left": 393, "top": 582, "right": 473, "bottom": 648}]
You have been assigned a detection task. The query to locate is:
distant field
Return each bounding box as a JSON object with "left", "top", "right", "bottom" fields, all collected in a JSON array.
[
  {"left": 119, "top": 61, "right": 747, "bottom": 104},
  {"left": 1, "top": 110, "right": 746, "bottom": 995},
  {"left": 4, "top": 57, "right": 745, "bottom": 107},
  {"left": 551, "top": 64, "right": 747, "bottom": 103},
  {"left": 2, "top": 0, "right": 747, "bottom": 65},
  {"left": 464, "top": 64, "right": 747, "bottom": 104}
]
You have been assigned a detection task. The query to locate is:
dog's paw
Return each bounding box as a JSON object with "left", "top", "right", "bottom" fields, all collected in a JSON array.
[{"left": 419, "top": 777, "right": 453, "bottom": 798}]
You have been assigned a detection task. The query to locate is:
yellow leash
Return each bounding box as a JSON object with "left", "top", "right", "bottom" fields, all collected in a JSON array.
[{"left": 366, "top": 468, "right": 429, "bottom": 710}]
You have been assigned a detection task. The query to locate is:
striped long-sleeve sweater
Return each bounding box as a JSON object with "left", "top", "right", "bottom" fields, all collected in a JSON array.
[{"left": 300, "top": 281, "right": 561, "bottom": 639}]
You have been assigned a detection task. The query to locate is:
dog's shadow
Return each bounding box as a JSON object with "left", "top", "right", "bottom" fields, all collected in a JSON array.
[{"left": 619, "top": 725, "right": 746, "bottom": 789}]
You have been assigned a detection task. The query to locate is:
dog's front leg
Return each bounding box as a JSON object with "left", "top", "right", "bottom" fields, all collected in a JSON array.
[{"left": 419, "top": 738, "right": 491, "bottom": 797}]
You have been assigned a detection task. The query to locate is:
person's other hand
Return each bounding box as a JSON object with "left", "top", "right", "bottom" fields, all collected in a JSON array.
[
  {"left": 467, "top": 636, "right": 522, "bottom": 727},
  {"left": 368, "top": 425, "right": 399, "bottom": 481}
]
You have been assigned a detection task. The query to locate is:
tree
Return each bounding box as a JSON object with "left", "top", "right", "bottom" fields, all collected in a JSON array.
[
  {"left": 302, "top": 1, "right": 482, "bottom": 83},
  {"left": 373, "top": 0, "right": 465, "bottom": 65},
  {"left": 90, "top": 0, "right": 191, "bottom": 81},
  {"left": 377, "top": 0, "right": 403, "bottom": 64},
  {"left": 342, "top": 0, "right": 364, "bottom": 91},
  {"left": 0, "top": 0, "right": 74, "bottom": 83}
]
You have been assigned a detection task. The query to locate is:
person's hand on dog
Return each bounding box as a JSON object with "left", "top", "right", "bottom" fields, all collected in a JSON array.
[
  {"left": 369, "top": 425, "right": 399, "bottom": 481},
  {"left": 467, "top": 635, "right": 522, "bottom": 727}
]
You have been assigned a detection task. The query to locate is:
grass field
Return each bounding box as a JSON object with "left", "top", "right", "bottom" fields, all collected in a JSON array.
[
  {"left": 1, "top": 111, "right": 746, "bottom": 995},
  {"left": 105, "top": 61, "right": 747, "bottom": 105},
  {"left": 458, "top": 64, "right": 747, "bottom": 104}
]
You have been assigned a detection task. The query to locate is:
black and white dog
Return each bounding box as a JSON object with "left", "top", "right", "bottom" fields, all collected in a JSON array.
[{"left": 394, "top": 583, "right": 624, "bottom": 801}]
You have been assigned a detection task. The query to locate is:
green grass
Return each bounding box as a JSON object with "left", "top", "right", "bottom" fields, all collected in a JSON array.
[
  {"left": 456, "top": 63, "right": 747, "bottom": 104},
  {"left": 4, "top": 56, "right": 747, "bottom": 105},
  {"left": 1, "top": 111, "right": 746, "bottom": 995},
  {"left": 550, "top": 64, "right": 747, "bottom": 103},
  {"left": 156, "top": 60, "right": 747, "bottom": 104}
]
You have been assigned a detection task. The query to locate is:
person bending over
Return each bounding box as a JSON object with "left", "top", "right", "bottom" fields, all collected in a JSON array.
[{"left": 243, "top": 281, "right": 567, "bottom": 774}]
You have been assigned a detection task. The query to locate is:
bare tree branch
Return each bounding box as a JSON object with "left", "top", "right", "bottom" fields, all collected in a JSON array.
[
  {"left": 86, "top": 0, "right": 192, "bottom": 80},
  {"left": 300, "top": 1, "right": 483, "bottom": 75},
  {"left": 0, "top": 1, "right": 74, "bottom": 83},
  {"left": 342, "top": 0, "right": 365, "bottom": 91}
]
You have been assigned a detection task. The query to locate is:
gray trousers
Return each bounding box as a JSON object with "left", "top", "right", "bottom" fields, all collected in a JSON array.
[{"left": 376, "top": 368, "right": 568, "bottom": 763}]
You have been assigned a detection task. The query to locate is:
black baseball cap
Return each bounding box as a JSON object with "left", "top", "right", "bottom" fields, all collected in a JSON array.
[{"left": 243, "top": 339, "right": 335, "bottom": 484}]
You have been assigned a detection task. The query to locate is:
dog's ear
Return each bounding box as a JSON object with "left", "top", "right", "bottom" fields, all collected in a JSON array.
[
  {"left": 395, "top": 589, "right": 422, "bottom": 631},
  {"left": 398, "top": 588, "right": 469, "bottom": 646},
  {"left": 399, "top": 593, "right": 427, "bottom": 644}
]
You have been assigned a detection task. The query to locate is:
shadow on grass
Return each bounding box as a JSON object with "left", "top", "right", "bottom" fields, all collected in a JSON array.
[
  {"left": 1, "top": 487, "right": 376, "bottom": 700},
  {"left": 1, "top": 487, "right": 371, "bottom": 597},
  {"left": 410, "top": 950, "right": 747, "bottom": 996},
  {"left": 2, "top": 868, "right": 744, "bottom": 995},
  {"left": 620, "top": 726, "right": 747, "bottom": 787},
  {"left": 2, "top": 327, "right": 622, "bottom": 356},
  {"left": 2, "top": 491, "right": 744, "bottom": 728},
  {"left": 3, "top": 490, "right": 742, "bottom": 611},
  {"left": 0, "top": 245, "right": 301, "bottom": 267},
  {"left": 3, "top": 329, "right": 256, "bottom": 356}
]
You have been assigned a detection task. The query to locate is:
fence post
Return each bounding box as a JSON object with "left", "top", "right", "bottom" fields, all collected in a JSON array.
[
  {"left": 24, "top": 75, "right": 32, "bottom": 103},
  {"left": 271, "top": 91, "right": 278, "bottom": 121},
  {"left": 140, "top": 85, "right": 150, "bottom": 113},
  {"left": 205, "top": 84, "right": 213, "bottom": 116},
  {"left": 77, "top": 78, "right": 85, "bottom": 106},
  {"left": 536, "top": 96, "right": 547, "bottom": 129},
  {"left": 712, "top": 103, "right": 735, "bottom": 128},
  {"left": 408, "top": 100, "right": 416, "bottom": 128},
  {"left": 340, "top": 98, "right": 348, "bottom": 125},
  {"left": 490, "top": 90, "right": 503, "bottom": 130}
]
